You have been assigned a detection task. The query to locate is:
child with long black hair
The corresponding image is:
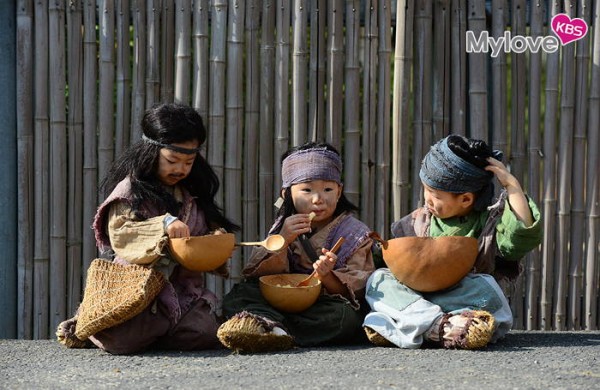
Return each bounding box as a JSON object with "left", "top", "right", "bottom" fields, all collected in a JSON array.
[
  {"left": 57, "top": 102, "right": 238, "bottom": 354},
  {"left": 218, "top": 142, "right": 375, "bottom": 353}
]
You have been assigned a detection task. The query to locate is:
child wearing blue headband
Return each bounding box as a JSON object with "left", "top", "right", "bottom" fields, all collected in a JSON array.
[
  {"left": 218, "top": 142, "right": 375, "bottom": 353},
  {"left": 363, "top": 134, "right": 542, "bottom": 349}
]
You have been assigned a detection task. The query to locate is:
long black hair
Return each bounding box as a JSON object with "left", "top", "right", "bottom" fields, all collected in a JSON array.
[
  {"left": 100, "top": 102, "right": 239, "bottom": 232},
  {"left": 270, "top": 142, "right": 358, "bottom": 233}
]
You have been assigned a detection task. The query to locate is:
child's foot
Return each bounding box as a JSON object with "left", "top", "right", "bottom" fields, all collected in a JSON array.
[
  {"left": 364, "top": 326, "right": 395, "bottom": 347},
  {"left": 56, "top": 316, "right": 93, "bottom": 348},
  {"left": 217, "top": 311, "right": 294, "bottom": 353},
  {"left": 426, "top": 310, "right": 495, "bottom": 349}
]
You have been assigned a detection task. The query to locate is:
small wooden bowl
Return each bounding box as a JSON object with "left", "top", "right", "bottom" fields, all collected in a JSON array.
[
  {"left": 169, "top": 233, "right": 235, "bottom": 272},
  {"left": 259, "top": 274, "right": 322, "bottom": 313}
]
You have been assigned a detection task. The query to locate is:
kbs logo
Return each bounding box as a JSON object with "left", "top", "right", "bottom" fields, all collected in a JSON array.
[
  {"left": 551, "top": 14, "right": 588, "bottom": 45},
  {"left": 466, "top": 13, "right": 588, "bottom": 57}
]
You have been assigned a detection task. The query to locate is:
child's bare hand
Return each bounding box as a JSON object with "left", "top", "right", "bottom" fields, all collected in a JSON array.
[
  {"left": 313, "top": 247, "right": 338, "bottom": 278},
  {"left": 485, "top": 157, "right": 522, "bottom": 191},
  {"left": 279, "top": 214, "right": 312, "bottom": 244},
  {"left": 166, "top": 220, "right": 190, "bottom": 238}
]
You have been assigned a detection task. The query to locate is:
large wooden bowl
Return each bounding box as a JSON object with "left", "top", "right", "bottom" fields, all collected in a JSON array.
[
  {"left": 259, "top": 274, "right": 322, "bottom": 313},
  {"left": 382, "top": 236, "right": 478, "bottom": 292},
  {"left": 169, "top": 233, "right": 235, "bottom": 272}
]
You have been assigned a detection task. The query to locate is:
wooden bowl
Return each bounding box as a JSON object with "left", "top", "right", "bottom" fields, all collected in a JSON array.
[
  {"left": 382, "top": 236, "right": 478, "bottom": 292},
  {"left": 259, "top": 274, "right": 322, "bottom": 313},
  {"left": 169, "top": 233, "right": 235, "bottom": 272}
]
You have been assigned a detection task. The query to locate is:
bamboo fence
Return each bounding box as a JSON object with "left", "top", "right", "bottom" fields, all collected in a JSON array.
[{"left": 11, "top": 0, "right": 600, "bottom": 339}]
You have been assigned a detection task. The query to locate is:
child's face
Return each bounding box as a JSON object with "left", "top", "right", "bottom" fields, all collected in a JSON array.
[
  {"left": 422, "top": 183, "right": 474, "bottom": 219},
  {"left": 156, "top": 140, "right": 199, "bottom": 186},
  {"left": 290, "top": 179, "right": 342, "bottom": 227}
]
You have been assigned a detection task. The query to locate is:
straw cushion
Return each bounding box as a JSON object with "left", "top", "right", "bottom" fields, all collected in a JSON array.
[
  {"left": 74, "top": 259, "right": 166, "bottom": 341},
  {"left": 381, "top": 236, "right": 478, "bottom": 292},
  {"left": 169, "top": 233, "right": 235, "bottom": 272},
  {"left": 217, "top": 311, "right": 294, "bottom": 353}
]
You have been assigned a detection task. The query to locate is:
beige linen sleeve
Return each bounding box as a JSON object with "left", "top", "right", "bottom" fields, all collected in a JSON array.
[
  {"left": 241, "top": 245, "right": 290, "bottom": 278},
  {"left": 329, "top": 238, "right": 375, "bottom": 307},
  {"left": 107, "top": 201, "right": 170, "bottom": 265}
]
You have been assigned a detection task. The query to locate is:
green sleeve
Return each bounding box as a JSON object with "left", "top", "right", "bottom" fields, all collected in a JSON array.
[{"left": 495, "top": 195, "right": 543, "bottom": 261}]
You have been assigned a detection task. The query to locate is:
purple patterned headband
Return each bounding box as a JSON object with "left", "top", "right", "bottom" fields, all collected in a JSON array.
[{"left": 281, "top": 148, "right": 343, "bottom": 188}]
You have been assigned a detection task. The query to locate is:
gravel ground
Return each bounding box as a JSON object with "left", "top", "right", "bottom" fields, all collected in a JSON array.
[{"left": 1, "top": 331, "right": 599, "bottom": 389}]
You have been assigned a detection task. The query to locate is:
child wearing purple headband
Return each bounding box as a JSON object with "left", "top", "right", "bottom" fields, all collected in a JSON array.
[
  {"left": 363, "top": 134, "right": 542, "bottom": 350},
  {"left": 218, "top": 142, "right": 375, "bottom": 353}
]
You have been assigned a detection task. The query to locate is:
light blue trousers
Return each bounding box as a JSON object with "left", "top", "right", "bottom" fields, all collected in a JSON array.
[{"left": 363, "top": 268, "right": 512, "bottom": 348}]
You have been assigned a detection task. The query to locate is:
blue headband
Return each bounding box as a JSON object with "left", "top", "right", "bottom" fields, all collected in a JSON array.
[{"left": 419, "top": 137, "right": 504, "bottom": 210}]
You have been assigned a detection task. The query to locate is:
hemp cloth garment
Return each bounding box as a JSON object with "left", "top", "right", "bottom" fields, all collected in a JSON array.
[
  {"left": 222, "top": 212, "right": 374, "bottom": 347},
  {"left": 86, "top": 177, "right": 222, "bottom": 354},
  {"left": 363, "top": 194, "right": 542, "bottom": 348}
]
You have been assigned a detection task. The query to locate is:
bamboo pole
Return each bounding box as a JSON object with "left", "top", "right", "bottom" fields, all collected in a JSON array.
[
  {"left": 192, "top": 0, "right": 209, "bottom": 118},
  {"left": 16, "top": 0, "right": 34, "bottom": 339},
  {"left": 490, "top": 0, "right": 507, "bottom": 154},
  {"left": 243, "top": 0, "right": 261, "bottom": 261},
  {"left": 308, "top": 0, "right": 326, "bottom": 142},
  {"left": 375, "top": 0, "right": 391, "bottom": 235},
  {"left": 466, "top": 0, "right": 487, "bottom": 140},
  {"left": 432, "top": 0, "right": 450, "bottom": 140},
  {"left": 540, "top": 1, "right": 561, "bottom": 331},
  {"left": 208, "top": 0, "right": 227, "bottom": 203},
  {"left": 326, "top": 0, "right": 344, "bottom": 148},
  {"left": 66, "top": 0, "right": 84, "bottom": 316},
  {"left": 33, "top": 0, "right": 50, "bottom": 340},
  {"left": 82, "top": 0, "right": 98, "bottom": 275},
  {"left": 0, "top": 0, "right": 18, "bottom": 338},
  {"left": 174, "top": 0, "right": 192, "bottom": 104},
  {"left": 274, "top": 0, "right": 290, "bottom": 187},
  {"left": 206, "top": 0, "right": 228, "bottom": 296},
  {"left": 391, "top": 0, "right": 414, "bottom": 222},
  {"left": 161, "top": 0, "right": 175, "bottom": 102},
  {"left": 507, "top": 0, "right": 527, "bottom": 330},
  {"left": 259, "top": 0, "right": 276, "bottom": 237},
  {"left": 146, "top": 0, "right": 161, "bottom": 107},
  {"left": 131, "top": 0, "right": 146, "bottom": 143},
  {"left": 450, "top": 0, "right": 467, "bottom": 136},
  {"left": 584, "top": 0, "right": 600, "bottom": 330},
  {"left": 292, "top": 0, "right": 308, "bottom": 146},
  {"left": 343, "top": 0, "right": 361, "bottom": 208},
  {"left": 568, "top": 0, "right": 592, "bottom": 330},
  {"left": 554, "top": 1, "right": 577, "bottom": 331},
  {"left": 115, "top": 0, "right": 131, "bottom": 155},
  {"left": 361, "top": 0, "right": 377, "bottom": 227},
  {"left": 510, "top": 0, "right": 526, "bottom": 180},
  {"left": 525, "top": 0, "right": 544, "bottom": 331},
  {"left": 49, "top": 0, "right": 68, "bottom": 336},
  {"left": 224, "top": 0, "right": 245, "bottom": 289},
  {"left": 98, "top": 0, "right": 115, "bottom": 192},
  {"left": 411, "top": 1, "right": 432, "bottom": 209}
]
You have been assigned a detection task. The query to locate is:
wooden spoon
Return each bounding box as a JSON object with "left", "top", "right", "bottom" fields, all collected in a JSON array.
[
  {"left": 295, "top": 236, "right": 345, "bottom": 287},
  {"left": 236, "top": 234, "right": 286, "bottom": 251}
]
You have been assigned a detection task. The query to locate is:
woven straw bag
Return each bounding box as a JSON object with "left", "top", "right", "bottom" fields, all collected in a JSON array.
[{"left": 75, "top": 259, "right": 166, "bottom": 341}]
